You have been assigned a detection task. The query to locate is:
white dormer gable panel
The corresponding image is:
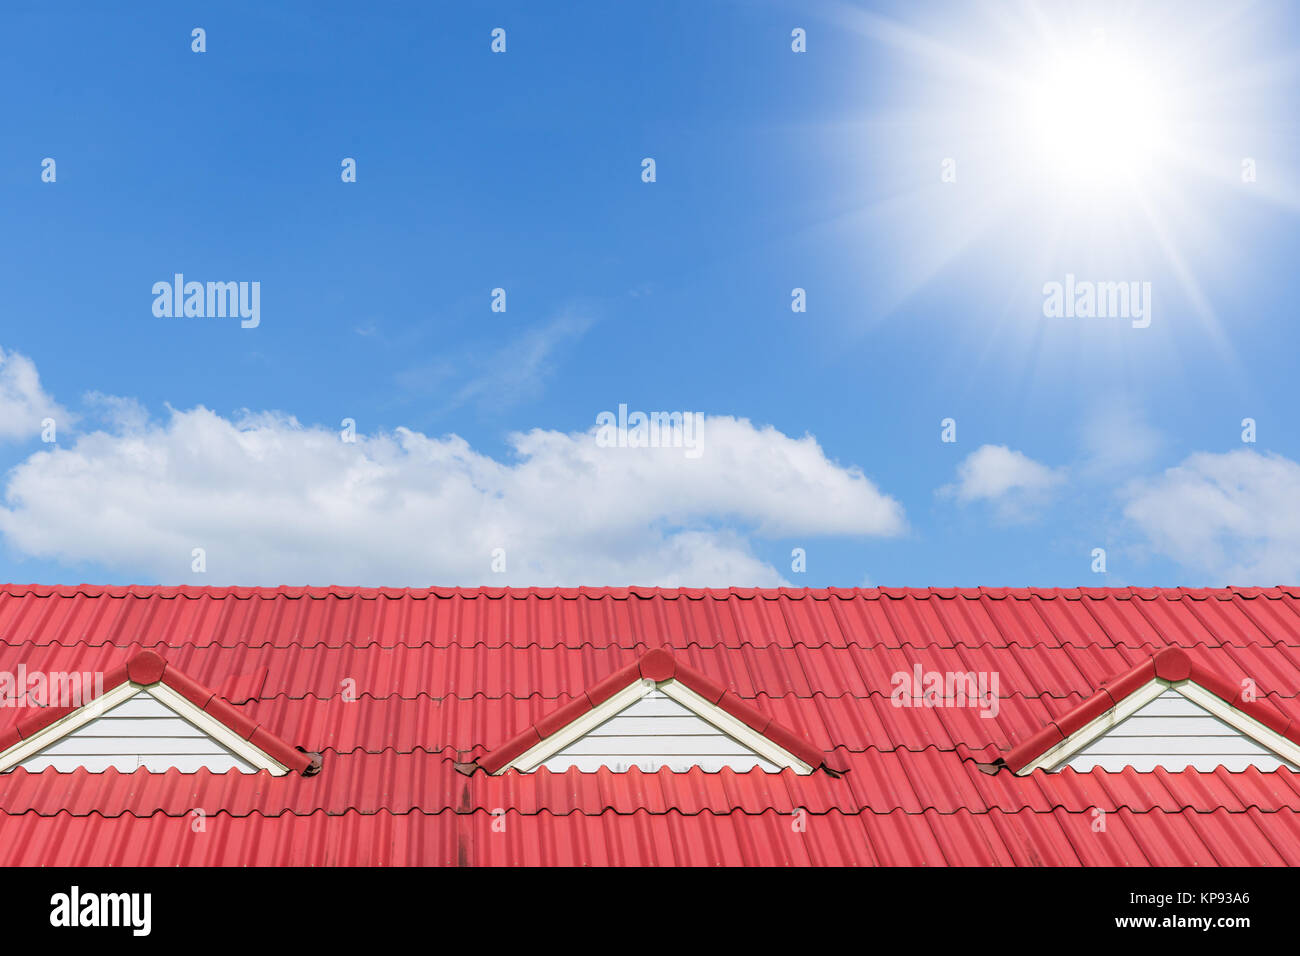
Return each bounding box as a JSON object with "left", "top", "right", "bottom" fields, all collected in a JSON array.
[
  {"left": 1061, "top": 688, "right": 1298, "bottom": 773},
  {"left": 17, "top": 688, "right": 258, "bottom": 773},
  {"left": 540, "top": 689, "right": 781, "bottom": 773}
]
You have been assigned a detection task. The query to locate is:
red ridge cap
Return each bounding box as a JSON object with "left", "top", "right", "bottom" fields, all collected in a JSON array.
[
  {"left": 203, "top": 694, "right": 260, "bottom": 741},
  {"left": 1152, "top": 647, "right": 1191, "bottom": 682},
  {"left": 0, "top": 650, "right": 313, "bottom": 775},
  {"left": 15, "top": 701, "right": 79, "bottom": 740},
  {"left": 534, "top": 698, "right": 591, "bottom": 740},
  {"left": 1100, "top": 657, "right": 1157, "bottom": 705},
  {"left": 585, "top": 661, "right": 641, "bottom": 707},
  {"left": 126, "top": 650, "right": 167, "bottom": 685},
  {"left": 477, "top": 648, "right": 826, "bottom": 773},
  {"left": 1004, "top": 723, "right": 1065, "bottom": 772},
  {"left": 679, "top": 668, "right": 725, "bottom": 705},
  {"left": 1185, "top": 661, "right": 1296, "bottom": 742},
  {"left": 1188, "top": 665, "right": 1240, "bottom": 707},
  {"left": 162, "top": 667, "right": 215, "bottom": 710},
  {"left": 478, "top": 726, "right": 542, "bottom": 775},
  {"left": 0, "top": 724, "right": 22, "bottom": 753},
  {"left": 639, "top": 648, "right": 675, "bottom": 682},
  {"left": 717, "top": 691, "right": 772, "bottom": 736}
]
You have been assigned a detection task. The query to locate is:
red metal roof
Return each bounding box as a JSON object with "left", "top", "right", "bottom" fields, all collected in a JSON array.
[{"left": 1, "top": 583, "right": 1299, "bottom": 865}]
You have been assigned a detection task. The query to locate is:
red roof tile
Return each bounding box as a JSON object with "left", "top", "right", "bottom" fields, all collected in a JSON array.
[
  {"left": 1, "top": 807, "right": 1298, "bottom": 866},
  {"left": 1, "top": 584, "right": 1299, "bottom": 865}
]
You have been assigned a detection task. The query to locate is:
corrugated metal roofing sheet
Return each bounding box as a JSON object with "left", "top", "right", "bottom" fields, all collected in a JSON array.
[
  {"left": 8, "top": 639, "right": 1300, "bottom": 700},
  {"left": 3, "top": 807, "right": 1300, "bottom": 866},
  {"left": 4, "top": 584, "right": 1299, "bottom": 649},
  {"left": 2, "top": 584, "right": 1300, "bottom": 865},
  {"left": 4, "top": 754, "right": 1298, "bottom": 816},
  {"left": 231, "top": 690, "right": 1086, "bottom": 755},
  {"left": 6, "top": 639, "right": 1299, "bottom": 704}
]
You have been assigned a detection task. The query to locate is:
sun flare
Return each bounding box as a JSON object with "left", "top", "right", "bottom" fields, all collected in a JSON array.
[{"left": 1024, "top": 38, "right": 1172, "bottom": 189}]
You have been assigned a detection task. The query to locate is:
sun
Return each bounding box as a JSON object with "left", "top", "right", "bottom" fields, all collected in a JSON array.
[
  {"left": 1023, "top": 36, "right": 1171, "bottom": 190},
  {"left": 810, "top": 1, "right": 1295, "bottom": 349}
]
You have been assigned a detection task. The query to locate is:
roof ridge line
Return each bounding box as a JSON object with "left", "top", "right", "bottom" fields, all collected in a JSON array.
[
  {"left": 13, "top": 636, "right": 1293, "bottom": 652},
  {"left": 3, "top": 583, "right": 1298, "bottom": 601}
]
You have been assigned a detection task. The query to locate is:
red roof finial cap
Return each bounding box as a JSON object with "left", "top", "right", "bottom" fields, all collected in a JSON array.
[
  {"left": 639, "top": 648, "right": 676, "bottom": 682},
  {"left": 126, "top": 651, "right": 167, "bottom": 685},
  {"left": 1152, "top": 647, "right": 1192, "bottom": 682}
]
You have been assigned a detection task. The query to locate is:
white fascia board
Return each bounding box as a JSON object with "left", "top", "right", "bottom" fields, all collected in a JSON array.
[
  {"left": 657, "top": 679, "right": 813, "bottom": 774},
  {"left": 1014, "top": 679, "right": 1167, "bottom": 775},
  {"left": 502, "top": 678, "right": 656, "bottom": 774}
]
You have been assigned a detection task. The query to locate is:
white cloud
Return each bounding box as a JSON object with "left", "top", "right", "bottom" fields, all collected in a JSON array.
[
  {"left": 395, "top": 313, "right": 592, "bottom": 414},
  {"left": 0, "top": 405, "right": 905, "bottom": 587},
  {"left": 1122, "top": 449, "right": 1300, "bottom": 583},
  {"left": 1079, "top": 403, "right": 1164, "bottom": 478},
  {"left": 448, "top": 314, "right": 591, "bottom": 411},
  {"left": 0, "top": 348, "right": 73, "bottom": 442},
  {"left": 940, "top": 444, "right": 1065, "bottom": 519},
  {"left": 82, "top": 392, "right": 150, "bottom": 433}
]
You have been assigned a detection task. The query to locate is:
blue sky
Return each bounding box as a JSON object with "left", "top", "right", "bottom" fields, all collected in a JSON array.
[{"left": 1, "top": 0, "right": 1299, "bottom": 588}]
